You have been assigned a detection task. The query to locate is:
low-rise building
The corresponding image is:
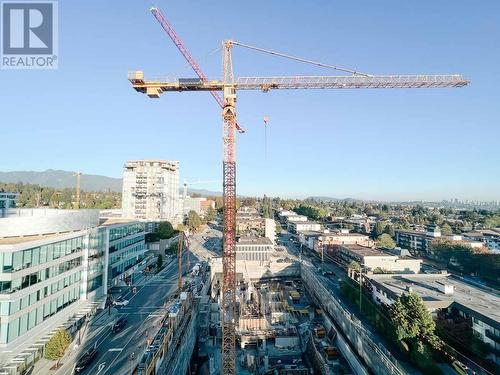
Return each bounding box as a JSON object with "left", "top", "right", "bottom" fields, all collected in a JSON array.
[
  {"left": 286, "top": 215, "right": 308, "bottom": 224},
  {"left": 182, "top": 197, "right": 215, "bottom": 217},
  {"left": 313, "top": 229, "right": 374, "bottom": 252},
  {"left": 336, "top": 244, "right": 422, "bottom": 274},
  {"left": 277, "top": 210, "right": 296, "bottom": 223},
  {"left": 396, "top": 225, "right": 484, "bottom": 253},
  {"left": 303, "top": 230, "right": 373, "bottom": 253},
  {"left": 463, "top": 229, "right": 500, "bottom": 251},
  {"left": 366, "top": 273, "right": 500, "bottom": 365},
  {"left": 236, "top": 217, "right": 265, "bottom": 234},
  {"left": 236, "top": 236, "right": 274, "bottom": 262},
  {"left": 288, "top": 221, "right": 321, "bottom": 234}
]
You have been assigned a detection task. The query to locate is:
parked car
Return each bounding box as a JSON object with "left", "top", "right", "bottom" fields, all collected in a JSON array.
[
  {"left": 75, "top": 347, "right": 98, "bottom": 373},
  {"left": 113, "top": 297, "right": 129, "bottom": 307},
  {"left": 112, "top": 316, "right": 128, "bottom": 333}
]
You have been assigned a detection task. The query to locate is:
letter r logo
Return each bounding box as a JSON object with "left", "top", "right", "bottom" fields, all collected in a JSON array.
[{"left": 2, "top": 2, "right": 53, "bottom": 55}]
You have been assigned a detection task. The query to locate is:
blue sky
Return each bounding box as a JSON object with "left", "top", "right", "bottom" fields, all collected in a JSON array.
[{"left": 1, "top": 1, "right": 499, "bottom": 201}]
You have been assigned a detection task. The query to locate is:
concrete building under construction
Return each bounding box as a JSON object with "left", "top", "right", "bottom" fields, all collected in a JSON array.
[{"left": 122, "top": 160, "right": 181, "bottom": 224}]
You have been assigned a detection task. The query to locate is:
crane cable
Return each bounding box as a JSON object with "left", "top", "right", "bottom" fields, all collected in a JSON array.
[{"left": 231, "top": 40, "right": 373, "bottom": 77}]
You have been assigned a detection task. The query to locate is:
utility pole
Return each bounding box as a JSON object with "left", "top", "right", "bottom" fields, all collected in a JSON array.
[{"left": 359, "top": 269, "right": 363, "bottom": 311}]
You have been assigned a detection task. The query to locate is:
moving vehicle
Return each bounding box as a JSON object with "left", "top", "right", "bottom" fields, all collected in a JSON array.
[
  {"left": 75, "top": 347, "right": 98, "bottom": 373},
  {"left": 112, "top": 316, "right": 128, "bottom": 333},
  {"left": 113, "top": 297, "right": 129, "bottom": 307}
]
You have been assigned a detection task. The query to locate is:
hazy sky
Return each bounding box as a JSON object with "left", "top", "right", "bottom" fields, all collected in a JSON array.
[{"left": 1, "top": 1, "right": 499, "bottom": 201}]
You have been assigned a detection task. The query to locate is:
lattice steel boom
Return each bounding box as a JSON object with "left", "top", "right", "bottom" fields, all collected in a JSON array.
[
  {"left": 128, "top": 29, "right": 468, "bottom": 375},
  {"left": 128, "top": 73, "right": 468, "bottom": 97},
  {"left": 150, "top": 7, "right": 244, "bottom": 133}
]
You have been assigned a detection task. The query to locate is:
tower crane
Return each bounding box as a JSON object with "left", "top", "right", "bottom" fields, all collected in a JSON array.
[
  {"left": 183, "top": 179, "right": 222, "bottom": 199},
  {"left": 73, "top": 172, "right": 82, "bottom": 209},
  {"left": 129, "top": 8, "right": 469, "bottom": 375}
]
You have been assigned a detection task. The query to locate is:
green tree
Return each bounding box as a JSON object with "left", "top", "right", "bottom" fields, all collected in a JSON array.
[
  {"left": 376, "top": 233, "right": 396, "bottom": 249},
  {"left": 294, "top": 204, "right": 327, "bottom": 221},
  {"left": 484, "top": 214, "right": 500, "bottom": 229},
  {"left": 157, "top": 254, "right": 163, "bottom": 270},
  {"left": 187, "top": 210, "right": 204, "bottom": 233},
  {"left": 384, "top": 224, "right": 395, "bottom": 238},
  {"left": 440, "top": 223, "right": 453, "bottom": 236},
  {"left": 348, "top": 260, "right": 361, "bottom": 271},
  {"left": 205, "top": 206, "right": 217, "bottom": 222},
  {"left": 371, "top": 221, "right": 386, "bottom": 239},
  {"left": 168, "top": 241, "right": 179, "bottom": 256},
  {"left": 158, "top": 221, "right": 175, "bottom": 239},
  {"left": 44, "top": 328, "right": 71, "bottom": 366},
  {"left": 390, "top": 292, "right": 441, "bottom": 354}
]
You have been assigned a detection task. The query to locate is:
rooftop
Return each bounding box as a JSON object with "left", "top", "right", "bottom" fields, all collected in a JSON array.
[
  {"left": 99, "top": 218, "right": 141, "bottom": 227},
  {"left": 368, "top": 273, "right": 500, "bottom": 328},
  {"left": 464, "top": 229, "right": 500, "bottom": 237},
  {"left": 290, "top": 221, "right": 320, "bottom": 225},
  {"left": 237, "top": 236, "right": 273, "bottom": 245},
  {"left": 0, "top": 231, "right": 84, "bottom": 245},
  {"left": 340, "top": 244, "right": 384, "bottom": 256}
]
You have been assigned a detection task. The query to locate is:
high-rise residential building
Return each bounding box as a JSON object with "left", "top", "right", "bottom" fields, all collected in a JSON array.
[{"left": 122, "top": 160, "right": 181, "bottom": 224}]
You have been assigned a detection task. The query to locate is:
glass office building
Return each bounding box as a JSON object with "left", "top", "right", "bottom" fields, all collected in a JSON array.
[
  {"left": 0, "top": 211, "right": 148, "bottom": 374},
  {"left": 0, "top": 233, "right": 85, "bottom": 345},
  {"left": 105, "top": 221, "right": 146, "bottom": 288}
]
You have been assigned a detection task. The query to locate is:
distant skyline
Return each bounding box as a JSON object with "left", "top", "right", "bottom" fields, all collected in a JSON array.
[{"left": 1, "top": 1, "right": 499, "bottom": 200}]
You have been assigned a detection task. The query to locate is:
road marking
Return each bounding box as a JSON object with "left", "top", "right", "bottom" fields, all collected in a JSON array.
[
  {"left": 96, "top": 362, "right": 106, "bottom": 375},
  {"left": 108, "top": 348, "right": 123, "bottom": 352}
]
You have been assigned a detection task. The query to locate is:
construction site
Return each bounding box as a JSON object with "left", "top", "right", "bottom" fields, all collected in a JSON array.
[{"left": 125, "top": 5, "right": 468, "bottom": 375}]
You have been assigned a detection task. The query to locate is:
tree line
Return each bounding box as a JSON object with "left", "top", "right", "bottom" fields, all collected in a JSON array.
[{"left": 0, "top": 182, "right": 121, "bottom": 209}]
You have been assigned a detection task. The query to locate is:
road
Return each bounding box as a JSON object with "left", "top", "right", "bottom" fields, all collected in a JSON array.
[
  {"left": 74, "top": 261, "right": 179, "bottom": 375},
  {"left": 67, "top": 227, "right": 220, "bottom": 375},
  {"left": 189, "top": 225, "right": 222, "bottom": 261}
]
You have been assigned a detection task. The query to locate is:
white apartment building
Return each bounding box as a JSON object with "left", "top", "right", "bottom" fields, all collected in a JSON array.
[
  {"left": 122, "top": 160, "right": 181, "bottom": 224},
  {"left": 288, "top": 221, "right": 321, "bottom": 234}
]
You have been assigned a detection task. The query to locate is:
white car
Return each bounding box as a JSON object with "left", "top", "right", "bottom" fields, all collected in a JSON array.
[{"left": 113, "top": 298, "right": 129, "bottom": 307}]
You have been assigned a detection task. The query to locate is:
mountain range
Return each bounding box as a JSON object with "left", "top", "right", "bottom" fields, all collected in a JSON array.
[{"left": 0, "top": 169, "right": 221, "bottom": 196}]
